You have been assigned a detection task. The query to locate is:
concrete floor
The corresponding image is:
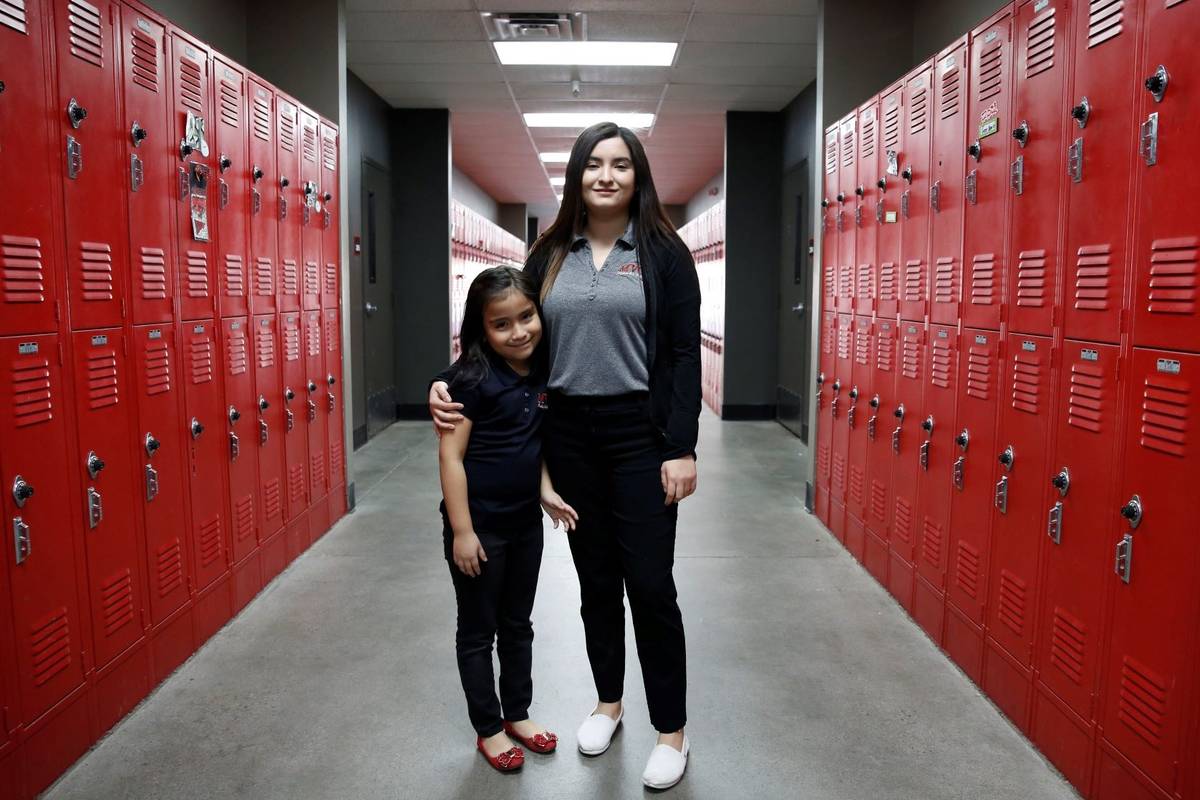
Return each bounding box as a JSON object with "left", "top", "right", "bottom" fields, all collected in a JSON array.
[{"left": 43, "top": 414, "right": 1079, "bottom": 800}]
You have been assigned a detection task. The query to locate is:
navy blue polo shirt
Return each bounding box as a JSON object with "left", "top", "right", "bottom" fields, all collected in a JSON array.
[{"left": 440, "top": 353, "right": 548, "bottom": 532}]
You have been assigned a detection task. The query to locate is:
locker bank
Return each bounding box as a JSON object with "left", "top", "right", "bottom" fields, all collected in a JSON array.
[{"left": 0, "top": 0, "right": 1196, "bottom": 798}]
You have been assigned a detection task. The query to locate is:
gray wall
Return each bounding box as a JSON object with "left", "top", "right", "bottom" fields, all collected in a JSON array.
[
  {"left": 820, "top": 0, "right": 917, "bottom": 125},
  {"left": 498, "top": 204, "right": 528, "bottom": 245},
  {"left": 451, "top": 167, "right": 500, "bottom": 223},
  {"left": 912, "top": 0, "right": 1008, "bottom": 64},
  {"left": 392, "top": 109, "right": 452, "bottom": 412},
  {"left": 142, "top": 0, "right": 248, "bottom": 64},
  {"left": 684, "top": 173, "right": 724, "bottom": 222}
]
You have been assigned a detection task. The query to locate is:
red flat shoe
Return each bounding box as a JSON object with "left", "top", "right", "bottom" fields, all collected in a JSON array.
[
  {"left": 477, "top": 737, "right": 524, "bottom": 772},
  {"left": 503, "top": 721, "right": 559, "bottom": 754}
]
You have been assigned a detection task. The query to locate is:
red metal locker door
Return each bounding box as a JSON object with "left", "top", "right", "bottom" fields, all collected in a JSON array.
[
  {"left": 864, "top": 319, "right": 897, "bottom": 582},
  {"left": 1098, "top": 348, "right": 1200, "bottom": 795},
  {"left": 0, "top": 553, "right": 16, "bottom": 750},
  {"left": 836, "top": 114, "right": 857, "bottom": 315},
  {"left": 845, "top": 315, "right": 873, "bottom": 560},
  {"left": 324, "top": 308, "right": 345, "bottom": 489},
  {"left": 169, "top": 31, "right": 217, "bottom": 321},
  {"left": 0, "top": 334, "right": 88, "bottom": 723},
  {"left": 899, "top": 62, "right": 934, "bottom": 324},
  {"left": 281, "top": 311, "right": 308, "bottom": 519},
  {"left": 829, "top": 313, "right": 854, "bottom": 537},
  {"left": 821, "top": 125, "right": 839, "bottom": 315},
  {"left": 855, "top": 99, "right": 879, "bottom": 317},
  {"left": 0, "top": 0, "right": 62, "bottom": 338},
  {"left": 213, "top": 58, "right": 249, "bottom": 319},
  {"left": 53, "top": 0, "right": 129, "bottom": 331},
  {"left": 1061, "top": 0, "right": 1142, "bottom": 344},
  {"left": 929, "top": 40, "right": 968, "bottom": 328},
  {"left": 876, "top": 82, "right": 904, "bottom": 320},
  {"left": 252, "top": 315, "right": 286, "bottom": 541},
  {"left": 962, "top": 9, "right": 1015, "bottom": 332},
  {"left": 1007, "top": 0, "right": 1072, "bottom": 337},
  {"left": 1031, "top": 339, "right": 1121, "bottom": 789},
  {"left": 70, "top": 329, "right": 146, "bottom": 668},
  {"left": 130, "top": 324, "right": 191, "bottom": 627},
  {"left": 1130, "top": 0, "right": 1200, "bottom": 350},
  {"left": 181, "top": 320, "right": 228, "bottom": 590},
  {"left": 222, "top": 317, "right": 257, "bottom": 564},
  {"left": 300, "top": 110, "right": 322, "bottom": 311},
  {"left": 888, "top": 321, "right": 926, "bottom": 608},
  {"left": 276, "top": 96, "right": 301, "bottom": 314},
  {"left": 304, "top": 309, "right": 327, "bottom": 503},
  {"left": 121, "top": 6, "right": 175, "bottom": 326},
  {"left": 248, "top": 79, "right": 277, "bottom": 316},
  {"left": 815, "top": 311, "right": 836, "bottom": 495},
  {"left": 319, "top": 122, "right": 339, "bottom": 309}
]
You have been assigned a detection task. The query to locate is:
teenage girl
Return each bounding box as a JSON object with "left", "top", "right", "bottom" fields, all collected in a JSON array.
[{"left": 438, "top": 266, "right": 578, "bottom": 772}]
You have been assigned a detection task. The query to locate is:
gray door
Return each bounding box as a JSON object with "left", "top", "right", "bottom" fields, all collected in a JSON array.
[
  {"left": 777, "top": 160, "right": 813, "bottom": 441},
  {"left": 361, "top": 159, "right": 396, "bottom": 437}
]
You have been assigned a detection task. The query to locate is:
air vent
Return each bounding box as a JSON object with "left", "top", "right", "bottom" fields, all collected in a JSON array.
[{"left": 483, "top": 12, "right": 583, "bottom": 41}]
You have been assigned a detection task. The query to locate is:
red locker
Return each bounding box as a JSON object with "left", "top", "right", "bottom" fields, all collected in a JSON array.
[
  {"left": 899, "top": 62, "right": 933, "bottom": 324},
  {"left": 929, "top": 39, "right": 968, "bottom": 328},
  {"left": 863, "top": 319, "right": 897, "bottom": 584},
  {"left": 914, "top": 324, "right": 959, "bottom": 642},
  {"left": 222, "top": 317, "right": 258, "bottom": 564},
  {"left": 0, "top": 335, "right": 88, "bottom": 724},
  {"left": 1006, "top": 0, "right": 1071, "bottom": 337},
  {"left": 0, "top": 0, "right": 61, "bottom": 338},
  {"left": 1061, "top": 0, "right": 1142, "bottom": 344},
  {"left": 984, "top": 332, "right": 1055, "bottom": 731},
  {"left": 944, "top": 328, "right": 1002, "bottom": 683},
  {"left": 875, "top": 82, "right": 903, "bottom": 320},
  {"left": 212, "top": 57, "right": 250, "bottom": 319},
  {"left": 304, "top": 309, "right": 328, "bottom": 503},
  {"left": 319, "top": 121, "right": 340, "bottom": 309},
  {"left": 855, "top": 99, "right": 879, "bottom": 317},
  {"left": 324, "top": 308, "right": 345, "bottom": 491},
  {"left": 300, "top": 109, "right": 322, "bottom": 311},
  {"left": 252, "top": 315, "right": 287, "bottom": 582},
  {"left": 281, "top": 312, "right": 308, "bottom": 524},
  {"left": 1030, "top": 339, "right": 1122, "bottom": 794},
  {"left": 130, "top": 324, "right": 192, "bottom": 628},
  {"left": 52, "top": 0, "right": 129, "bottom": 331},
  {"left": 120, "top": 5, "right": 176, "bottom": 325},
  {"left": 844, "top": 315, "right": 872, "bottom": 562},
  {"left": 276, "top": 95, "right": 302, "bottom": 315},
  {"left": 1129, "top": 0, "right": 1200, "bottom": 350},
  {"left": 1097, "top": 348, "right": 1200, "bottom": 796},
  {"left": 962, "top": 8, "right": 1015, "bottom": 332},
  {"left": 829, "top": 313, "right": 853, "bottom": 543},
  {"left": 0, "top": 535, "right": 17, "bottom": 750},
  {"left": 70, "top": 329, "right": 146, "bottom": 669},
  {"left": 169, "top": 30, "right": 217, "bottom": 321},
  {"left": 248, "top": 78, "right": 277, "bottom": 316},
  {"left": 814, "top": 311, "right": 836, "bottom": 526},
  {"left": 821, "top": 124, "right": 838, "bottom": 315},
  {"left": 835, "top": 114, "right": 856, "bottom": 315},
  {"left": 181, "top": 320, "right": 229, "bottom": 592},
  {"left": 888, "top": 321, "right": 925, "bottom": 609}
]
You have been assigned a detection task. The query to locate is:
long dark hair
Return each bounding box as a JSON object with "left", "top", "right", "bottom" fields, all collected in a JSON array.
[
  {"left": 530, "top": 122, "right": 685, "bottom": 301},
  {"left": 447, "top": 266, "right": 543, "bottom": 390}
]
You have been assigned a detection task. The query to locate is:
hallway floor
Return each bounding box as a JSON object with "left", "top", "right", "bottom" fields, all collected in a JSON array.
[{"left": 43, "top": 415, "right": 1078, "bottom": 800}]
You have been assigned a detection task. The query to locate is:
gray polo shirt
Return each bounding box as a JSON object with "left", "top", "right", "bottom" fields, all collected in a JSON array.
[{"left": 542, "top": 222, "right": 650, "bottom": 396}]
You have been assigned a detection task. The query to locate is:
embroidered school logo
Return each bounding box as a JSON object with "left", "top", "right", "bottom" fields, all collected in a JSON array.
[
  {"left": 617, "top": 262, "right": 642, "bottom": 276},
  {"left": 536, "top": 392, "right": 549, "bottom": 410}
]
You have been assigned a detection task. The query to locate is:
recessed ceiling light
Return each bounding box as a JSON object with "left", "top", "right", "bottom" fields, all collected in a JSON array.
[
  {"left": 539, "top": 152, "right": 570, "bottom": 163},
  {"left": 525, "top": 112, "right": 654, "bottom": 129},
  {"left": 549, "top": 176, "right": 566, "bottom": 187},
  {"left": 495, "top": 41, "right": 676, "bottom": 66}
]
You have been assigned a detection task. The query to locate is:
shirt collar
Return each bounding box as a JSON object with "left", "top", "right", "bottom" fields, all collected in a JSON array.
[{"left": 571, "top": 219, "right": 637, "bottom": 251}]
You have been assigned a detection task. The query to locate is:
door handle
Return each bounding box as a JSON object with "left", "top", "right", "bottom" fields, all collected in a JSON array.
[
  {"left": 364, "top": 302, "right": 378, "bottom": 316},
  {"left": 791, "top": 303, "right": 805, "bottom": 315}
]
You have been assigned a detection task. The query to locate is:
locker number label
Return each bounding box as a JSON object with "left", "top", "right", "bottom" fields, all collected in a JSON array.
[
  {"left": 149, "top": 329, "right": 163, "bottom": 340},
  {"left": 91, "top": 335, "right": 108, "bottom": 346},
  {"left": 1081, "top": 349, "right": 1099, "bottom": 362},
  {"left": 979, "top": 117, "right": 999, "bottom": 139},
  {"left": 1022, "top": 340, "right": 1037, "bottom": 352},
  {"left": 984, "top": 30, "right": 999, "bottom": 43},
  {"left": 1157, "top": 358, "right": 1181, "bottom": 375},
  {"left": 975, "top": 335, "right": 989, "bottom": 345},
  {"left": 1034, "top": 0, "right": 1050, "bottom": 11},
  {"left": 18, "top": 342, "right": 38, "bottom": 355},
  {"left": 885, "top": 211, "right": 898, "bottom": 223},
  {"left": 194, "top": 325, "right": 206, "bottom": 334},
  {"left": 942, "top": 54, "right": 956, "bottom": 71},
  {"left": 136, "top": 18, "right": 152, "bottom": 33}
]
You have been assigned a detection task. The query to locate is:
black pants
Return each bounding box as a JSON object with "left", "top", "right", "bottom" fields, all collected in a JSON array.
[
  {"left": 444, "top": 518, "right": 544, "bottom": 737},
  {"left": 544, "top": 392, "right": 688, "bottom": 733}
]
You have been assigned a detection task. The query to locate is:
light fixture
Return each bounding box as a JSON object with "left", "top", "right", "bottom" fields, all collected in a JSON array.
[
  {"left": 549, "top": 176, "right": 566, "bottom": 187},
  {"left": 495, "top": 41, "right": 676, "bottom": 66},
  {"left": 525, "top": 112, "right": 654, "bottom": 129},
  {"left": 539, "top": 152, "right": 570, "bottom": 163}
]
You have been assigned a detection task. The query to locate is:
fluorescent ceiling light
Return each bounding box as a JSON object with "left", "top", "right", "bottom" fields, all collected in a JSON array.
[
  {"left": 525, "top": 112, "right": 654, "bottom": 129},
  {"left": 539, "top": 152, "right": 570, "bottom": 163},
  {"left": 549, "top": 176, "right": 566, "bottom": 187},
  {"left": 495, "top": 41, "right": 676, "bottom": 66}
]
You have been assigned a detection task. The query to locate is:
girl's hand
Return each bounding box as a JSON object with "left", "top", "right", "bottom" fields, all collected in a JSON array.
[
  {"left": 661, "top": 457, "right": 697, "bottom": 505},
  {"left": 452, "top": 531, "right": 488, "bottom": 577},
  {"left": 429, "top": 381, "right": 464, "bottom": 437},
  {"left": 540, "top": 491, "right": 579, "bottom": 531}
]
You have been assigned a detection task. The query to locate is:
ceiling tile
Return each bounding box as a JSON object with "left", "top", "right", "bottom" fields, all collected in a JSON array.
[
  {"left": 351, "top": 62, "right": 504, "bottom": 83},
  {"left": 675, "top": 42, "right": 816, "bottom": 68},
  {"left": 693, "top": 0, "right": 818, "bottom": 13},
  {"left": 510, "top": 82, "right": 663, "bottom": 102},
  {"left": 686, "top": 13, "right": 818, "bottom": 44},
  {"left": 476, "top": 0, "right": 695, "bottom": 11},
  {"left": 347, "top": 0, "right": 474, "bottom": 10},
  {"left": 348, "top": 41, "right": 495, "bottom": 64},
  {"left": 346, "top": 11, "right": 483, "bottom": 41},
  {"left": 583, "top": 12, "right": 690, "bottom": 41}
]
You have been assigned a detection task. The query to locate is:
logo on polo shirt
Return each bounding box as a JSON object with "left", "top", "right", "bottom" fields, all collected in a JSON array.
[
  {"left": 617, "top": 262, "right": 642, "bottom": 277},
  {"left": 537, "top": 392, "right": 549, "bottom": 410}
]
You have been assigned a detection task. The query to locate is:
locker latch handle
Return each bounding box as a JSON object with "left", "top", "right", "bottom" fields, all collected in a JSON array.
[
  {"left": 13, "top": 517, "right": 30, "bottom": 565},
  {"left": 229, "top": 432, "right": 240, "bottom": 462},
  {"left": 1047, "top": 501, "right": 1063, "bottom": 545},
  {"left": 830, "top": 397, "right": 839, "bottom": 419},
  {"left": 87, "top": 488, "right": 103, "bottom": 530},
  {"left": 892, "top": 427, "right": 901, "bottom": 454},
  {"left": 1067, "top": 138, "right": 1084, "bottom": 184},
  {"left": 1120, "top": 494, "right": 1143, "bottom": 530},
  {"left": 1070, "top": 97, "right": 1090, "bottom": 129},
  {"left": 1051, "top": 467, "right": 1070, "bottom": 498},
  {"left": 995, "top": 475, "right": 1008, "bottom": 514},
  {"left": 1115, "top": 533, "right": 1133, "bottom": 584},
  {"left": 868, "top": 415, "right": 877, "bottom": 440},
  {"left": 1140, "top": 113, "right": 1159, "bottom": 167},
  {"left": 1144, "top": 65, "right": 1168, "bottom": 103},
  {"left": 260, "top": 419, "right": 269, "bottom": 446},
  {"left": 930, "top": 180, "right": 941, "bottom": 212},
  {"left": 307, "top": 400, "right": 317, "bottom": 422},
  {"left": 327, "top": 392, "right": 336, "bottom": 413},
  {"left": 12, "top": 475, "right": 34, "bottom": 508},
  {"left": 145, "top": 464, "right": 159, "bottom": 502},
  {"left": 286, "top": 409, "right": 295, "bottom": 432},
  {"left": 953, "top": 456, "right": 965, "bottom": 491},
  {"left": 919, "top": 441, "right": 930, "bottom": 471}
]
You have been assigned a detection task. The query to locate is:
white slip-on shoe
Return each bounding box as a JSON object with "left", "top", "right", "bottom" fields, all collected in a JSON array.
[
  {"left": 576, "top": 707, "right": 623, "bottom": 755},
  {"left": 642, "top": 735, "right": 689, "bottom": 790}
]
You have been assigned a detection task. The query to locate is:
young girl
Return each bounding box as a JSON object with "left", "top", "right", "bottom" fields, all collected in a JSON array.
[{"left": 438, "top": 266, "right": 578, "bottom": 772}]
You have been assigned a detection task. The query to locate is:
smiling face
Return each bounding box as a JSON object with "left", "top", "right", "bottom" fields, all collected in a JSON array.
[
  {"left": 483, "top": 288, "right": 542, "bottom": 368},
  {"left": 582, "top": 135, "right": 636, "bottom": 217}
]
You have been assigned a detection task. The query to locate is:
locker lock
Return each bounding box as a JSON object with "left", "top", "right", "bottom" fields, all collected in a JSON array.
[
  {"left": 323, "top": 191, "right": 333, "bottom": 203},
  {"left": 1012, "top": 121, "right": 1030, "bottom": 148},
  {"left": 252, "top": 165, "right": 264, "bottom": 182},
  {"left": 228, "top": 405, "right": 242, "bottom": 424},
  {"left": 67, "top": 98, "right": 88, "bottom": 128},
  {"left": 893, "top": 404, "right": 905, "bottom": 420},
  {"left": 854, "top": 185, "right": 864, "bottom": 197},
  {"left": 1051, "top": 467, "right": 1070, "bottom": 497},
  {"left": 848, "top": 386, "right": 858, "bottom": 401},
  {"left": 219, "top": 154, "right": 232, "bottom": 173},
  {"left": 12, "top": 476, "right": 34, "bottom": 508},
  {"left": 836, "top": 192, "right": 845, "bottom": 203},
  {"left": 901, "top": 166, "right": 913, "bottom": 184},
  {"left": 1070, "top": 98, "right": 1090, "bottom": 129},
  {"left": 280, "top": 175, "right": 290, "bottom": 189},
  {"left": 921, "top": 416, "right": 934, "bottom": 433},
  {"left": 285, "top": 387, "right": 295, "bottom": 402},
  {"left": 821, "top": 198, "right": 830, "bottom": 209},
  {"left": 955, "top": 429, "right": 969, "bottom": 452},
  {"left": 86, "top": 451, "right": 106, "bottom": 479},
  {"left": 145, "top": 433, "right": 161, "bottom": 457},
  {"left": 307, "top": 380, "right": 318, "bottom": 393},
  {"left": 816, "top": 372, "right": 825, "bottom": 387},
  {"left": 179, "top": 140, "right": 194, "bottom": 159},
  {"left": 304, "top": 181, "right": 316, "bottom": 197},
  {"left": 327, "top": 374, "right": 337, "bottom": 386},
  {"left": 1144, "top": 65, "right": 1168, "bottom": 103},
  {"left": 1120, "top": 495, "right": 1143, "bottom": 529},
  {"left": 869, "top": 394, "right": 880, "bottom": 409},
  {"left": 998, "top": 445, "right": 1014, "bottom": 471},
  {"left": 876, "top": 177, "right": 887, "bottom": 191},
  {"left": 0, "top": 81, "right": 5, "bottom": 94},
  {"left": 967, "top": 141, "right": 981, "bottom": 161},
  {"left": 831, "top": 379, "right": 841, "bottom": 393},
  {"left": 190, "top": 418, "right": 204, "bottom": 439},
  {"left": 259, "top": 395, "right": 270, "bottom": 411},
  {"left": 131, "top": 121, "right": 148, "bottom": 147}
]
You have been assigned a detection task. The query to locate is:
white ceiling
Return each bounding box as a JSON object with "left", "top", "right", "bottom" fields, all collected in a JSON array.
[{"left": 347, "top": 0, "right": 818, "bottom": 221}]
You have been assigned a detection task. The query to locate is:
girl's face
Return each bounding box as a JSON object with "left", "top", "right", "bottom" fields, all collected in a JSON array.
[
  {"left": 582, "top": 136, "right": 636, "bottom": 217},
  {"left": 483, "top": 289, "right": 542, "bottom": 365}
]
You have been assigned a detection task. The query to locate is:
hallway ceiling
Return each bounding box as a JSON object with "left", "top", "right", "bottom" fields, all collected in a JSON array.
[{"left": 346, "top": 0, "right": 818, "bottom": 222}]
